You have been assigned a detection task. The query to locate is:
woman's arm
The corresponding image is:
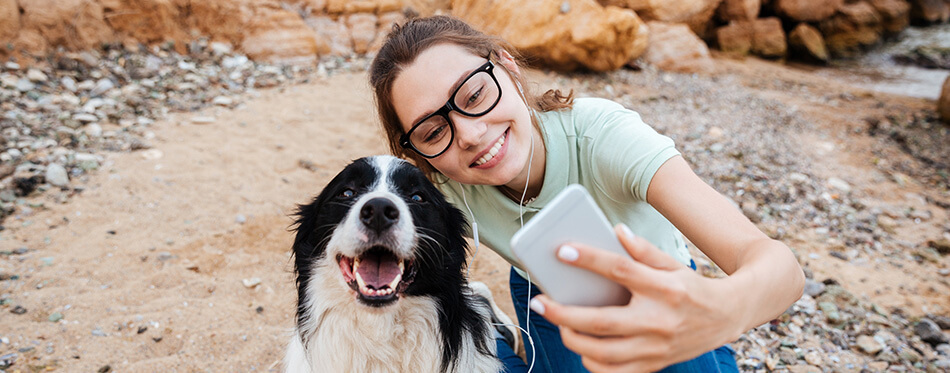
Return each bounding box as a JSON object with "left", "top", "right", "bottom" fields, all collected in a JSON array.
[
  {"left": 529, "top": 155, "right": 804, "bottom": 372},
  {"left": 647, "top": 155, "right": 805, "bottom": 334}
]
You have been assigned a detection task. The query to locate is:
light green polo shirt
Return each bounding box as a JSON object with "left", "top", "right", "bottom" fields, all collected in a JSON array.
[{"left": 437, "top": 97, "right": 690, "bottom": 276}]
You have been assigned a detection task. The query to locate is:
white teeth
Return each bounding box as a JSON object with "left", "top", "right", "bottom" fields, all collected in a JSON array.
[
  {"left": 355, "top": 271, "right": 366, "bottom": 290},
  {"left": 475, "top": 133, "right": 506, "bottom": 166}
]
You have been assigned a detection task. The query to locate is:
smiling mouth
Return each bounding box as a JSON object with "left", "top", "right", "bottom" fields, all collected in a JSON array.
[
  {"left": 337, "top": 247, "right": 415, "bottom": 307},
  {"left": 472, "top": 129, "right": 508, "bottom": 167}
]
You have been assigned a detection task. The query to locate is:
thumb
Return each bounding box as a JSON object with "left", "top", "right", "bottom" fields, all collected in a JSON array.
[{"left": 616, "top": 224, "right": 683, "bottom": 271}]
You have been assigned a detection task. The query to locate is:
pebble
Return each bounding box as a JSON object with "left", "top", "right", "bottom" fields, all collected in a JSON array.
[
  {"left": 90, "top": 78, "right": 115, "bottom": 96},
  {"left": 73, "top": 113, "right": 99, "bottom": 123},
  {"left": 191, "top": 116, "right": 216, "bottom": 124},
  {"left": 48, "top": 312, "right": 63, "bottom": 322},
  {"left": 15, "top": 78, "right": 35, "bottom": 91},
  {"left": 45, "top": 163, "right": 69, "bottom": 187},
  {"left": 10, "top": 305, "right": 27, "bottom": 314},
  {"left": 804, "top": 350, "right": 824, "bottom": 366},
  {"left": 61, "top": 76, "right": 77, "bottom": 92},
  {"left": 235, "top": 214, "right": 246, "bottom": 224},
  {"left": 857, "top": 335, "right": 884, "bottom": 355},
  {"left": 242, "top": 277, "right": 262, "bottom": 288},
  {"left": 27, "top": 69, "right": 48, "bottom": 82},
  {"left": 803, "top": 279, "right": 825, "bottom": 297},
  {"left": 140, "top": 149, "right": 164, "bottom": 160},
  {"left": 91, "top": 327, "right": 107, "bottom": 337},
  {"left": 212, "top": 96, "right": 233, "bottom": 106},
  {"left": 915, "top": 319, "right": 950, "bottom": 346}
]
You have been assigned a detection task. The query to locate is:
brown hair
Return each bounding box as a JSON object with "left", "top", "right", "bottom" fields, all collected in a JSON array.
[{"left": 369, "top": 15, "right": 573, "bottom": 175}]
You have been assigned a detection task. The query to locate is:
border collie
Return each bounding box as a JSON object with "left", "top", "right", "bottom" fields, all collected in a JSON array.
[{"left": 284, "top": 155, "right": 502, "bottom": 373}]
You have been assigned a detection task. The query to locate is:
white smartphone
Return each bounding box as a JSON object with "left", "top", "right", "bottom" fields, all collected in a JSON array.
[{"left": 510, "top": 184, "right": 632, "bottom": 307}]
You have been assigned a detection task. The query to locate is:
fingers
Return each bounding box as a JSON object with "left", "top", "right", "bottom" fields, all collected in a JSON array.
[
  {"left": 556, "top": 242, "right": 673, "bottom": 298},
  {"left": 614, "top": 224, "right": 683, "bottom": 271},
  {"left": 530, "top": 295, "right": 634, "bottom": 337},
  {"left": 559, "top": 327, "right": 668, "bottom": 371}
]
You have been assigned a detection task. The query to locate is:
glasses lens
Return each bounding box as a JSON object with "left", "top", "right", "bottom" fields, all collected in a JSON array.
[
  {"left": 409, "top": 115, "right": 453, "bottom": 156},
  {"left": 453, "top": 71, "right": 500, "bottom": 116}
]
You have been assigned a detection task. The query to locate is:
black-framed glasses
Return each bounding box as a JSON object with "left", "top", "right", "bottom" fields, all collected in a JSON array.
[{"left": 399, "top": 60, "right": 502, "bottom": 158}]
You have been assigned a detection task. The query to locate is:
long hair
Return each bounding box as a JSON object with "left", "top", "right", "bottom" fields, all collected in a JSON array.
[{"left": 369, "top": 15, "right": 573, "bottom": 176}]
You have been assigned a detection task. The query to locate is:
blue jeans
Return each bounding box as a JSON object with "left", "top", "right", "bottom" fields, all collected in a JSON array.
[{"left": 495, "top": 265, "right": 739, "bottom": 373}]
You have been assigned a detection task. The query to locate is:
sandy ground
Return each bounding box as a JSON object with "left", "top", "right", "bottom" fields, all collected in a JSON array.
[{"left": 1, "top": 57, "right": 948, "bottom": 371}]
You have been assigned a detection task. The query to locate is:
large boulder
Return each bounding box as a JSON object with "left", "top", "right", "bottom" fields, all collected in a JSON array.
[
  {"left": 820, "top": 1, "right": 884, "bottom": 57},
  {"left": 774, "top": 0, "right": 844, "bottom": 21},
  {"left": 869, "top": 0, "right": 910, "bottom": 34},
  {"left": 717, "top": 0, "right": 761, "bottom": 22},
  {"left": 98, "top": 0, "right": 190, "bottom": 47},
  {"left": 602, "top": 0, "right": 723, "bottom": 37},
  {"left": 941, "top": 76, "right": 950, "bottom": 123},
  {"left": 0, "top": 0, "right": 19, "bottom": 42},
  {"left": 17, "top": 0, "right": 116, "bottom": 52},
  {"left": 453, "top": 0, "right": 649, "bottom": 71},
  {"left": 788, "top": 23, "right": 829, "bottom": 62},
  {"left": 642, "top": 21, "right": 713, "bottom": 73},
  {"left": 241, "top": 4, "right": 320, "bottom": 62},
  {"left": 716, "top": 21, "right": 753, "bottom": 55},
  {"left": 909, "top": 0, "right": 950, "bottom": 23},
  {"left": 751, "top": 17, "right": 787, "bottom": 58}
]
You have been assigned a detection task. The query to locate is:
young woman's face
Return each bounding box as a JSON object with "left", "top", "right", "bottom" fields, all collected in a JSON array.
[{"left": 391, "top": 43, "right": 535, "bottom": 188}]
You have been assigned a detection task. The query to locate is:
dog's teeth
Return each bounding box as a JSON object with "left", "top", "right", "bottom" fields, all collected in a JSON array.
[
  {"left": 355, "top": 272, "right": 366, "bottom": 290},
  {"left": 387, "top": 273, "right": 402, "bottom": 290}
]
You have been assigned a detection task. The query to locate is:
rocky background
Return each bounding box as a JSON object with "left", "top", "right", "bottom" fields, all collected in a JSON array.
[{"left": 1, "top": 0, "right": 950, "bottom": 372}]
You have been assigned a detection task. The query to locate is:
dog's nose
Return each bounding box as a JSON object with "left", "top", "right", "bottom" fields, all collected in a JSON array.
[{"left": 360, "top": 197, "right": 399, "bottom": 233}]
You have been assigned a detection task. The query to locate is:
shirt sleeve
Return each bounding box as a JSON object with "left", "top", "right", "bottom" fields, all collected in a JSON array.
[{"left": 573, "top": 98, "right": 680, "bottom": 203}]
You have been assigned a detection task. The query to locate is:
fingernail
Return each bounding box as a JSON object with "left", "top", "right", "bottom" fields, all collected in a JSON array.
[
  {"left": 620, "top": 224, "right": 636, "bottom": 240},
  {"left": 558, "top": 245, "right": 579, "bottom": 262},
  {"left": 529, "top": 298, "right": 545, "bottom": 315}
]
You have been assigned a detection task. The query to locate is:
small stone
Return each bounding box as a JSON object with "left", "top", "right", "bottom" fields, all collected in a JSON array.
[
  {"left": 235, "top": 214, "right": 246, "bottom": 224},
  {"left": 256, "top": 306, "right": 264, "bottom": 314},
  {"left": 137, "top": 326, "right": 148, "bottom": 334},
  {"left": 4, "top": 62, "right": 20, "bottom": 70},
  {"left": 867, "top": 361, "right": 889, "bottom": 371},
  {"left": 819, "top": 301, "right": 842, "bottom": 323},
  {"left": 45, "top": 163, "right": 69, "bottom": 187},
  {"left": 929, "top": 239, "right": 950, "bottom": 255},
  {"left": 804, "top": 350, "right": 823, "bottom": 366},
  {"left": 212, "top": 96, "right": 233, "bottom": 106},
  {"left": 242, "top": 277, "right": 262, "bottom": 288},
  {"left": 91, "top": 327, "right": 107, "bottom": 337},
  {"left": 61, "top": 76, "right": 77, "bottom": 92},
  {"left": 157, "top": 252, "right": 174, "bottom": 262},
  {"left": 91, "top": 78, "right": 115, "bottom": 96},
  {"left": 827, "top": 177, "right": 851, "bottom": 193},
  {"left": 141, "top": 149, "right": 164, "bottom": 160},
  {"left": 915, "top": 319, "right": 950, "bottom": 346},
  {"left": 27, "top": 69, "right": 48, "bottom": 82},
  {"left": 48, "top": 312, "right": 63, "bottom": 322},
  {"left": 857, "top": 335, "right": 884, "bottom": 355},
  {"left": 191, "top": 116, "right": 216, "bottom": 124},
  {"left": 73, "top": 113, "right": 99, "bottom": 123},
  {"left": 98, "top": 365, "right": 112, "bottom": 373},
  {"left": 803, "top": 279, "right": 825, "bottom": 297},
  {"left": 10, "top": 305, "right": 27, "bottom": 314},
  {"left": 210, "top": 42, "right": 233, "bottom": 55},
  {"left": 83, "top": 123, "right": 103, "bottom": 137},
  {"left": 15, "top": 78, "right": 35, "bottom": 92},
  {"left": 786, "top": 365, "right": 821, "bottom": 373}
]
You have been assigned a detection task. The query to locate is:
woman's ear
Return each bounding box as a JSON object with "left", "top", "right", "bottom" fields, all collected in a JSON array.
[{"left": 497, "top": 49, "right": 522, "bottom": 78}]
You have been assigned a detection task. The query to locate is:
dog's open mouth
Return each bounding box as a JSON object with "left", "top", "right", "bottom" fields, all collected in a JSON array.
[{"left": 337, "top": 247, "right": 415, "bottom": 307}]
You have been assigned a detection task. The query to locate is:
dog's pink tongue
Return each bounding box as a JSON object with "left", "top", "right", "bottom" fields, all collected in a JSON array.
[{"left": 356, "top": 252, "right": 401, "bottom": 289}]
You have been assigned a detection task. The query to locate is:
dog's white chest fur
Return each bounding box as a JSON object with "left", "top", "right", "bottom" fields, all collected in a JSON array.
[{"left": 284, "top": 265, "right": 500, "bottom": 373}]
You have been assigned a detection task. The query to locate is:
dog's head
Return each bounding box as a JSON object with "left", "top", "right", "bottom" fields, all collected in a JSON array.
[{"left": 292, "top": 155, "right": 469, "bottom": 309}]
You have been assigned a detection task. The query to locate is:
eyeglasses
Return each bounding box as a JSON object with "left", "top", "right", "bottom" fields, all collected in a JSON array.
[{"left": 400, "top": 60, "right": 502, "bottom": 158}]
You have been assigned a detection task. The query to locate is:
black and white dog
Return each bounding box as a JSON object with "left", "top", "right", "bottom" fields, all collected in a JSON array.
[{"left": 284, "top": 155, "right": 502, "bottom": 373}]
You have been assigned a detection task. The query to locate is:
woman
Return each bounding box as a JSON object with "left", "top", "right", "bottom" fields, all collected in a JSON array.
[{"left": 369, "top": 15, "right": 804, "bottom": 373}]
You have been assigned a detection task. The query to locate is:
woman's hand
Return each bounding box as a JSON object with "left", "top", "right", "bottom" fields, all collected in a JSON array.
[{"left": 528, "top": 224, "right": 741, "bottom": 373}]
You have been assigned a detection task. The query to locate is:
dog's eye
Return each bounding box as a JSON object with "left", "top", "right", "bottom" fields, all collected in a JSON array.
[
  {"left": 410, "top": 194, "right": 424, "bottom": 203},
  {"left": 340, "top": 189, "right": 355, "bottom": 198}
]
